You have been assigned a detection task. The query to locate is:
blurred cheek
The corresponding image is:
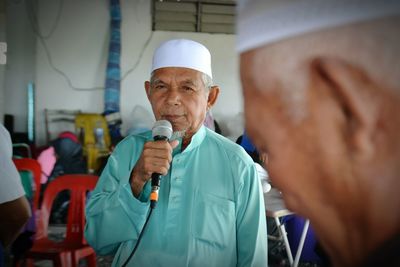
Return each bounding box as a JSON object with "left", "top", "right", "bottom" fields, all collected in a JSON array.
[
  {"left": 266, "top": 151, "right": 299, "bottom": 197},
  {"left": 244, "top": 91, "right": 267, "bottom": 145}
]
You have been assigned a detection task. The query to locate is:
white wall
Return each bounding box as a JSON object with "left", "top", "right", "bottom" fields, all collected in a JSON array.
[
  {"left": 0, "top": 12, "right": 5, "bottom": 122},
  {"left": 13, "top": 0, "right": 244, "bottom": 145},
  {"left": 1, "top": 0, "right": 36, "bottom": 132}
]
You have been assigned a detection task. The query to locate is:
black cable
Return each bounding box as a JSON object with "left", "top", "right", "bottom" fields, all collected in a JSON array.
[
  {"left": 121, "top": 206, "right": 154, "bottom": 267},
  {"left": 25, "top": 0, "right": 64, "bottom": 39}
]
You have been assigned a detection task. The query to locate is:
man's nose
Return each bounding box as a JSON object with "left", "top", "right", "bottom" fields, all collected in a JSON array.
[{"left": 166, "top": 89, "right": 181, "bottom": 105}]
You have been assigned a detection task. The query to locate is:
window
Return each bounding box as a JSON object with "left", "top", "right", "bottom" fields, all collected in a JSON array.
[{"left": 152, "top": 0, "right": 235, "bottom": 34}]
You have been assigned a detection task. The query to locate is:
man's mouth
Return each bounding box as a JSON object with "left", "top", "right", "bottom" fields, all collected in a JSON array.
[{"left": 162, "top": 114, "right": 184, "bottom": 121}]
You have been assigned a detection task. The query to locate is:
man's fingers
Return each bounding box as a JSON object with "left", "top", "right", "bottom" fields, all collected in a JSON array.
[
  {"left": 143, "top": 157, "right": 170, "bottom": 175},
  {"left": 140, "top": 141, "right": 173, "bottom": 176},
  {"left": 131, "top": 138, "right": 178, "bottom": 195},
  {"left": 143, "top": 140, "right": 175, "bottom": 162},
  {"left": 142, "top": 148, "right": 173, "bottom": 163}
]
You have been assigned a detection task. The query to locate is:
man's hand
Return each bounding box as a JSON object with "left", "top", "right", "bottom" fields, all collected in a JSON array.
[{"left": 130, "top": 139, "right": 179, "bottom": 197}]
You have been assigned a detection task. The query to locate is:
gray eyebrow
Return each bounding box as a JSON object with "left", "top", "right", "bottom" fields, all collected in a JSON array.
[
  {"left": 181, "top": 79, "right": 197, "bottom": 86},
  {"left": 150, "top": 78, "right": 164, "bottom": 85},
  {"left": 151, "top": 78, "right": 198, "bottom": 87}
]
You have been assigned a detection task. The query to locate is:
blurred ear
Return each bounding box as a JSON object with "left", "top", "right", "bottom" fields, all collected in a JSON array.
[
  {"left": 207, "top": 86, "right": 220, "bottom": 109},
  {"left": 144, "top": 81, "right": 151, "bottom": 99},
  {"left": 312, "top": 57, "right": 380, "bottom": 160}
]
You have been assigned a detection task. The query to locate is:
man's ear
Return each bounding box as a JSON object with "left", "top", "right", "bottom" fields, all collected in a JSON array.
[
  {"left": 312, "top": 57, "right": 380, "bottom": 160},
  {"left": 144, "top": 81, "right": 151, "bottom": 99},
  {"left": 207, "top": 86, "right": 220, "bottom": 109}
]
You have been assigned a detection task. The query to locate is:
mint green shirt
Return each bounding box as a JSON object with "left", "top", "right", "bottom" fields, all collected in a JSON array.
[{"left": 85, "top": 126, "right": 267, "bottom": 267}]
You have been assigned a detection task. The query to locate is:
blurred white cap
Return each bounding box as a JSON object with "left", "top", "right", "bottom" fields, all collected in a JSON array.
[
  {"left": 151, "top": 39, "right": 213, "bottom": 78},
  {"left": 236, "top": 0, "right": 400, "bottom": 53}
]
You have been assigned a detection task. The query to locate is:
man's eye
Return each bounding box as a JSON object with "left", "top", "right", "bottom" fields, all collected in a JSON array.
[
  {"left": 154, "top": 85, "right": 166, "bottom": 90},
  {"left": 183, "top": 86, "right": 194, "bottom": 91}
]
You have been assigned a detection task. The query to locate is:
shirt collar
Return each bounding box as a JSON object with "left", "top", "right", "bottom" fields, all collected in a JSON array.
[{"left": 174, "top": 125, "right": 206, "bottom": 155}]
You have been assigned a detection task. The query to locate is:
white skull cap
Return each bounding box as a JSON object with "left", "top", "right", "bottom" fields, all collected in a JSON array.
[
  {"left": 151, "top": 39, "right": 212, "bottom": 79},
  {"left": 236, "top": 0, "right": 400, "bottom": 53}
]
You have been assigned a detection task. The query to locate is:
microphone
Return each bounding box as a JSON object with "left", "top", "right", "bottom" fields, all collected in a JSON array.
[{"left": 150, "top": 120, "right": 173, "bottom": 208}]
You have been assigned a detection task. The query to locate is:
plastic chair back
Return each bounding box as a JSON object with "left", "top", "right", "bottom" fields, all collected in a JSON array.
[
  {"left": 38, "top": 175, "right": 98, "bottom": 244},
  {"left": 13, "top": 158, "right": 42, "bottom": 212},
  {"left": 13, "top": 143, "right": 32, "bottom": 158}
]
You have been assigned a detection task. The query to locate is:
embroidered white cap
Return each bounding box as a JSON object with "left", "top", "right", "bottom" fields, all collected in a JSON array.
[
  {"left": 151, "top": 39, "right": 213, "bottom": 78},
  {"left": 236, "top": 0, "right": 400, "bottom": 53}
]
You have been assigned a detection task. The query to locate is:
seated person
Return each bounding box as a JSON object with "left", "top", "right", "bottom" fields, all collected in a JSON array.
[
  {"left": 0, "top": 123, "right": 31, "bottom": 265},
  {"left": 236, "top": 132, "right": 271, "bottom": 192}
]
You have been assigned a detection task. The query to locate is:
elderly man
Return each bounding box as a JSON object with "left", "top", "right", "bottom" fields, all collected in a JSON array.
[
  {"left": 237, "top": 1, "right": 400, "bottom": 266},
  {"left": 85, "top": 39, "right": 267, "bottom": 267}
]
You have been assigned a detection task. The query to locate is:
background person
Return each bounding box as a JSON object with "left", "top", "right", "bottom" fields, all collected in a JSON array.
[{"left": 0, "top": 123, "right": 31, "bottom": 265}]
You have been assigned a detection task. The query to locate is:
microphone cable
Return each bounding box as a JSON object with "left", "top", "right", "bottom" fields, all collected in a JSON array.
[{"left": 121, "top": 206, "right": 154, "bottom": 267}]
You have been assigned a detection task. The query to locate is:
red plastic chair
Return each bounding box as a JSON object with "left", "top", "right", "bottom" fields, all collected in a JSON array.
[
  {"left": 13, "top": 158, "right": 42, "bottom": 212},
  {"left": 19, "top": 174, "right": 98, "bottom": 267}
]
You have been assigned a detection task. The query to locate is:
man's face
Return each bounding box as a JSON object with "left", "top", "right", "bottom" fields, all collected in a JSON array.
[
  {"left": 145, "top": 67, "right": 212, "bottom": 138},
  {"left": 240, "top": 18, "right": 400, "bottom": 266},
  {"left": 239, "top": 42, "right": 352, "bottom": 215}
]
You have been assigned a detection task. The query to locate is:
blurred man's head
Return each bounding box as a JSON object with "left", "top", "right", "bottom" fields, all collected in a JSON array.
[{"left": 237, "top": 1, "right": 400, "bottom": 266}]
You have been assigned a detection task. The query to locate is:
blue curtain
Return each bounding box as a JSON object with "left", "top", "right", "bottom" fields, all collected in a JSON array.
[
  {"left": 104, "top": 0, "right": 121, "bottom": 114},
  {"left": 104, "top": 0, "right": 122, "bottom": 143}
]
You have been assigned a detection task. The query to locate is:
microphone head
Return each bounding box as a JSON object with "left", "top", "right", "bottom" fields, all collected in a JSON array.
[{"left": 152, "top": 120, "right": 173, "bottom": 140}]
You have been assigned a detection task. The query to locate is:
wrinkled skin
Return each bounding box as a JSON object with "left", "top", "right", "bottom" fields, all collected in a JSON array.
[{"left": 240, "top": 18, "right": 400, "bottom": 267}]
